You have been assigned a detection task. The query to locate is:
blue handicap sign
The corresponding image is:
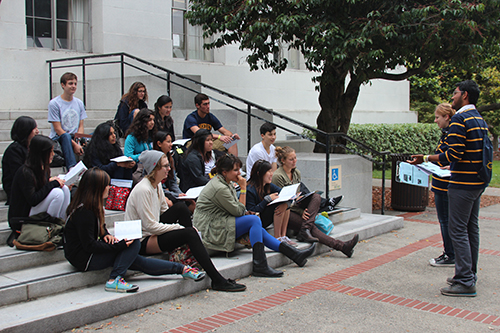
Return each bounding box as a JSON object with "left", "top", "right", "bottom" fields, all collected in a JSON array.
[{"left": 331, "top": 168, "right": 339, "bottom": 181}]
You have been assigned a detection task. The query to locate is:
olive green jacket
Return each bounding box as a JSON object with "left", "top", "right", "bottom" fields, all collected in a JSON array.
[{"left": 193, "top": 174, "right": 246, "bottom": 252}]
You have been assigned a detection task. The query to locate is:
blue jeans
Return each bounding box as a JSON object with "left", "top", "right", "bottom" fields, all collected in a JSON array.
[
  {"left": 87, "top": 239, "right": 184, "bottom": 280},
  {"left": 235, "top": 215, "right": 281, "bottom": 251},
  {"left": 53, "top": 133, "right": 76, "bottom": 169},
  {"left": 448, "top": 188, "right": 483, "bottom": 287},
  {"left": 434, "top": 191, "right": 454, "bottom": 259}
]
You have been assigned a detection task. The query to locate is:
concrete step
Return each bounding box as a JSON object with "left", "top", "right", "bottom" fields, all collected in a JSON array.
[
  {"left": 0, "top": 212, "right": 403, "bottom": 333},
  {"left": 0, "top": 110, "right": 115, "bottom": 121}
]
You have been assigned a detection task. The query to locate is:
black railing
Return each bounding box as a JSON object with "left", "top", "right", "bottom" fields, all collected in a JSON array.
[{"left": 47, "top": 52, "right": 391, "bottom": 214}]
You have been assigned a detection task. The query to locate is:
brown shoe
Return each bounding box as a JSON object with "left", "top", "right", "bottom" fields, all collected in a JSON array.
[
  {"left": 296, "top": 229, "right": 319, "bottom": 243},
  {"left": 341, "top": 234, "right": 359, "bottom": 258}
]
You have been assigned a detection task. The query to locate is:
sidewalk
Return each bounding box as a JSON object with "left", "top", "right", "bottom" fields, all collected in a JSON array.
[{"left": 65, "top": 204, "right": 500, "bottom": 333}]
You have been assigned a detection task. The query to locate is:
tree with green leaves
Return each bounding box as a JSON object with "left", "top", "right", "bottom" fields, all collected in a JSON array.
[{"left": 187, "top": 0, "right": 500, "bottom": 152}]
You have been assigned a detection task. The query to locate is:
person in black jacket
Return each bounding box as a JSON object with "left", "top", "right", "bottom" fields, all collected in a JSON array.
[
  {"left": 83, "top": 122, "right": 136, "bottom": 179},
  {"left": 2, "top": 116, "right": 39, "bottom": 205},
  {"left": 7, "top": 135, "right": 71, "bottom": 246},
  {"left": 114, "top": 82, "right": 148, "bottom": 134},
  {"left": 154, "top": 95, "right": 175, "bottom": 139},
  {"left": 64, "top": 168, "right": 206, "bottom": 293},
  {"left": 180, "top": 129, "right": 223, "bottom": 192}
]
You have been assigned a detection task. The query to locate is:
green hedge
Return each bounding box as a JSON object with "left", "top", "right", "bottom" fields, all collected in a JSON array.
[{"left": 346, "top": 123, "right": 442, "bottom": 169}]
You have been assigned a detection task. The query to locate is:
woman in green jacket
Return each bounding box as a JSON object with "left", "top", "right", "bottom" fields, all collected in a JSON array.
[{"left": 193, "top": 154, "right": 316, "bottom": 278}]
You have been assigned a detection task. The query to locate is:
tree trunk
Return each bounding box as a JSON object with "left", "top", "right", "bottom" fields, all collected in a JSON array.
[{"left": 314, "top": 64, "right": 361, "bottom": 153}]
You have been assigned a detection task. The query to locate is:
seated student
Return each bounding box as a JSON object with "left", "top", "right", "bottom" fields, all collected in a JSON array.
[
  {"left": 2, "top": 116, "right": 39, "bottom": 205},
  {"left": 83, "top": 122, "right": 136, "bottom": 179},
  {"left": 154, "top": 95, "right": 175, "bottom": 138},
  {"left": 273, "top": 146, "right": 358, "bottom": 257},
  {"left": 180, "top": 129, "right": 223, "bottom": 192},
  {"left": 124, "top": 108, "right": 156, "bottom": 162},
  {"left": 64, "top": 168, "right": 205, "bottom": 294},
  {"left": 153, "top": 131, "right": 196, "bottom": 213},
  {"left": 48, "top": 72, "right": 87, "bottom": 170},
  {"left": 246, "top": 160, "right": 294, "bottom": 245},
  {"left": 7, "top": 135, "right": 71, "bottom": 246},
  {"left": 125, "top": 150, "right": 246, "bottom": 292},
  {"left": 182, "top": 93, "right": 240, "bottom": 155},
  {"left": 246, "top": 122, "right": 278, "bottom": 180},
  {"left": 193, "top": 154, "right": 316, "bottom": 278},
  {"left": 114, "top": 82, "right": 148, "bottom": 134}
]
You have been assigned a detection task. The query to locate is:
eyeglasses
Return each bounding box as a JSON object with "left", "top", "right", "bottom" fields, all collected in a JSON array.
[
  {"left": 161, "top": 163, "right": 171, "bottom": 169},
  {"left": 138, "top": 89, "right": 146, "bottom": 93}
]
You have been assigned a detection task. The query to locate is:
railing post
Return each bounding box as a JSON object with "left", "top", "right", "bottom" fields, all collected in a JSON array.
[
  {"left": 167, "top": 72, "right": 171, "bottom": 96},
  {"left": 247, "top": 104, "right": 252, "bottom": 153},
  {"left": 48, "top": 61, "right": 53, "bottom": 100},
  {"left": 82, "top": 58, "right": 86, "bottom": 106},
  {"left": 325, "top": 133, "right": 330, "bottom": 201},
  {"left": 120, "top": 54, "right": 125, "bottom": 97},
  {"left": 381, "top": 154, "right": 386, "bottom": 215}
]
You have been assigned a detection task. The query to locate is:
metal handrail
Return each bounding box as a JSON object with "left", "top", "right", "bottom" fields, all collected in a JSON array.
[{"left": 46, "top": 52, "right": 391, "bottom": 214}]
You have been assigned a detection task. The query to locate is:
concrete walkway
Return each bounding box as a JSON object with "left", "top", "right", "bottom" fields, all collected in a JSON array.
[{"left": 64, "top": 204, "right": 500, "bottom": 333}]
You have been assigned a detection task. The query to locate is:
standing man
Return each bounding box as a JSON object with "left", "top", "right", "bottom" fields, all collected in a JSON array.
[
  {"left": 182, "top": 93, "right": 240, "bottom": 156},
  {"left": 409, "top": 80, "right": 488, "bottom": 297},
  {"left": 48, "top": 72, "right": 87, "bottom": 169}
]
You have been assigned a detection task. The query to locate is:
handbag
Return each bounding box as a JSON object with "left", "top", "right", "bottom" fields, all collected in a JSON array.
[
  {"left": 105, "top": 185, "right": 131, "bottom": 211},
  {"left": 314, "top": 213, "right": 334, "bottom": 235},
  {"left": 167, "top": 244, "right": 200, "bottom": 269},
  {"left": 12, "top": 212, "right": 65, "bottom": 251}
]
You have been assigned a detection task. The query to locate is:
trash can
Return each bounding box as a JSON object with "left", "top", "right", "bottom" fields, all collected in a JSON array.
[{"left": 391, "top": 154, "right": 428, "bottom": 211}]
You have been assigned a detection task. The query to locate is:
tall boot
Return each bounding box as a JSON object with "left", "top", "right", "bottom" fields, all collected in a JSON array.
[
  {"left": 341, "top": 234, "right": 359, "bottom": 258},
  {"left": 252, "top": 242, "right": 284, "bottom": 278},
  {"left": 279, "top": 242, "right": 316, "bottom": 267}
]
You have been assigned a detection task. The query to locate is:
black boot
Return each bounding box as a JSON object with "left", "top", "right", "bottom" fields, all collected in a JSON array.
[
  {"left": 296, "top": 228, "right": 319, "bottom": 243},
  {"left": 279, "top": 242, "right": 316, "bottom": 267},
  {"left": 341, "top": 234, "right": 359, "bottom": 258},
  {"left": 252, "top": 242, "right": 284, "bottom": 277}
]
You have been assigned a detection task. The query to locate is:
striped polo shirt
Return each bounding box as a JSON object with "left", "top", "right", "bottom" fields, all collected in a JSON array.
[
  {"left": 438, "top": 105, "right": 489, "bottom": 190},
  {"left": 431, "top": 127, "right": 450, "bottom": 193}
]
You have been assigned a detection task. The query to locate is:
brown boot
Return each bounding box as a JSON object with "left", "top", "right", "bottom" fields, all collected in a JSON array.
[
  {"left": 341, "top": 234, "right": 359, "bottom": 258},
  {"left": 296, "top": 228, "right": 319, "bottom": 243}
]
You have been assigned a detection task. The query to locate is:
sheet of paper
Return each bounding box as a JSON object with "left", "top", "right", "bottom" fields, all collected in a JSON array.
[
  {"left": 177, "top": 185, "right": 205, "bottom": 199},
  {"left": 397, "top": 162, "right": 429, "bottom": 187},
  {"left": 114, "top": 220, "right": 142, "bottom": 240},
  {"left": 416, "top": 162, "right": 451, "bottom": 178},
  {"left": 172, "top": 139, "right": 190, "bottom": 146},
  {"left": 223, "top": 138, "right": 239, "bottom": 149},
  {"left": 268, "top": 183, "right": 300, "bottom": 205},
  {"left": 110, "top": 179, "right": 133, "bottom": 188},
  {"left": 110, "top": 156, "right": 134, "bottom": 163},
  {"left": 59, "top": 161, "right": 87, "bottom": 186}
]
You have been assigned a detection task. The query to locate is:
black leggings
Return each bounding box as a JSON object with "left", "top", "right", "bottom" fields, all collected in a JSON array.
[
  {"left": 141, "top": 227, "right": 225, "bottom": 284},
  {"left": 160, "top": 202, "right": 192, "bottom": 227}
]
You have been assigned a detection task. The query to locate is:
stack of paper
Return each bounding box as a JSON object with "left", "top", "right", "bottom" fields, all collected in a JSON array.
[
  {"left": 110, "top": 156, "right": 134, "bottom": 163},
  {"left": 177, "top": 185, "right": 205, "bottom": 200},
  {"left": 58, "top": 161, "right": 87, "bottom": 186},
  {"left": 396, "top": 162, "right": 429, "bottom": 187},
  {"left": 114, "top": 220, "right": 142, "bottom": 240},
  {"left": 268, "top": 183, "right": 300, "bottom": 205}
]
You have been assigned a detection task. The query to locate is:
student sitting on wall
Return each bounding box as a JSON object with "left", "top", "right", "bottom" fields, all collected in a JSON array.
[{"left": 114, "top": 82, "right": 148, "bottom": 134}]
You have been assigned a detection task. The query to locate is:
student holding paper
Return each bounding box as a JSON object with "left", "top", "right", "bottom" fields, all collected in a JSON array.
[
  {"left": 125, "top": 150, "right": 246, "bottom": 292},
  {"left": 246, "top": 160, "right": 294, "bottom": 245},
  {"left": 8, "top": 135, "right": 71, "bottom": 241},
  {"left": 194, "top": 154, "right": 316, "bottom": 278},
  {"left": 83, "top": 122, "right": 136, "bottom": 179},
  {"left": 64, "top": 168, "right": 205, "bottom": 293},
  {"left": 272, "top": 146, "right": 358, "bottom": 257}
]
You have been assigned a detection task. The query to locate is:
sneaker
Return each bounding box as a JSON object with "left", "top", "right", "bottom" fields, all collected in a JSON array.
[
  {"left": 182, "top": 266, "right": 206, "bottom": 282},
  {"left": 212, "top": 278, "right": 247, "bottom": 292},
  {"left": 329, "top": 195, "right": 344, "bottom": 209},
  {"left": 440, "top": 283, "right": 477, "bottom": 297},
  {"left": 105, "top": 276, "right": 139, "bottom": 293},
  {"left": 279, "top": 236, "right": 298, "bottom": 247},
  {"left": 429, "top": 253, "right": 455, "bottom": 267},
  {"left": 446, "top": 277, "right": 454, "bottom": 285}
]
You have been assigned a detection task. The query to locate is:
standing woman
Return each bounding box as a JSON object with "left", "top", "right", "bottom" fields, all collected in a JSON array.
[
  {"left": 273, "top": 146, "right": 359, "bottom": 257},
  {"left": 64, "top": 168, "right": 205, "bottom": 293},
  {"left": 428, "top": 103, "right": 456, "bottom": 267},
  {"left": 154, "top": 95, "right": 175, "bottom": 138},
  {"left": 2, "top": 116, "right": 39, "bottom": 205},
  {"left": 8, "top": 135, "right": 70, "bottom": 244},
  {"left": 193, "top": 154, "right": 316, "bottom": 278},
  {"left": 246, "top": 160, "right": 294, "bottom": 245},
  {"left": 114, "top": 82, "right": 148, "bottom": 134},
  {"left": 180, "top": 129, "right": 222, "bottom": 192},
  {"left": 83, "top": 122, "right": 136, "bottom": 179},
  {"left": 125, "top": 150, "right": 246, "bottom": 292}
]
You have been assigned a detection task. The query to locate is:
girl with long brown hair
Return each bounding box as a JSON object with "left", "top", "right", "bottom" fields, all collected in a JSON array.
[{"left": 114, "top": 82, "right": 148, "bottom": 133}]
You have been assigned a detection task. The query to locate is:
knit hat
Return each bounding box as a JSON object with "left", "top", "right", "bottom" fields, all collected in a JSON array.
[{"left": 139, "top": 150, "right": 165, "bottom": 175}]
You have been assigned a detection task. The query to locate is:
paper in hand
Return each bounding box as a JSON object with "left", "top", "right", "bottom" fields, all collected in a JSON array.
[{"left": 114, "top": 220, "right": 142, "bottom": 240}]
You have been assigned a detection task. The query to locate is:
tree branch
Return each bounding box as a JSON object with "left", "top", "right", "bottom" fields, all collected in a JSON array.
[{"left": 478, "top": 103, "right": 500, "bottom": 112}]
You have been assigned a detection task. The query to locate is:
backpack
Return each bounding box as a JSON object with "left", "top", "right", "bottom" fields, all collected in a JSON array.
[
  {"left": 11, "top": 212, "right": 65, "bottom": 251},
  {"left": 477, "top": 131, "right": 493, "bottom": 185}
]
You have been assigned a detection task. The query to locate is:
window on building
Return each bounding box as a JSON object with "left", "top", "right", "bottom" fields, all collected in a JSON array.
[
  {"left": 172, "top": 0, "right": 213, "bottom": 61},
  {"left": 26, "top": 0, "right": 91, "bottom": 52}
]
